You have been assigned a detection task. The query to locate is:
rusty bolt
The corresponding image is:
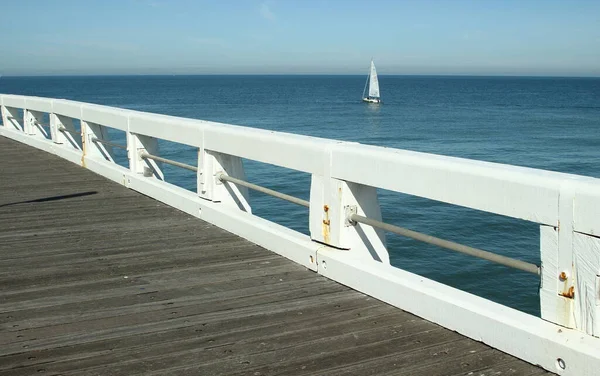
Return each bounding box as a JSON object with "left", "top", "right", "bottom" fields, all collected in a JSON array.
[
  {"left": 322, "top": 219, "right": 331, "bottom": 225},
  {"left": 559, "top": 271, "right": 568, "bottom": 281},
  {"left": 323, "top": 205, "right": 329, "bottom": 212},
  {"left": 560, "top": 286, "right": 575, "bottom": 299}
]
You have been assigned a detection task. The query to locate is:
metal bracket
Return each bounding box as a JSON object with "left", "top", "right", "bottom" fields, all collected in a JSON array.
[
  {"left": 215, "top": 171, "right": 224, "bottom": 185},
  {"left": 143, "top": 166, "right": 153, "bottom": 177},
  {"left": 344, "top": 205, "right": 357, "bottom": 227}
]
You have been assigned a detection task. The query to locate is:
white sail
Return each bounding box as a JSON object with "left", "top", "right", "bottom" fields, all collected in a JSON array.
[{"left": 368, "top": 61, "right": 380, "bottom": 98}]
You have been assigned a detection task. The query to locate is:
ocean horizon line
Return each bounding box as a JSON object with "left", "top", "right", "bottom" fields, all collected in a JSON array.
[{"left": 2, "top": 73, "right": 600, "bottom": 79}]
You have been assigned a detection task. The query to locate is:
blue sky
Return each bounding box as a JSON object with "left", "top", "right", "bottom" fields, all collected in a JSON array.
[{"left": 1, "top": 0, "right": 599, "bottom": 76}]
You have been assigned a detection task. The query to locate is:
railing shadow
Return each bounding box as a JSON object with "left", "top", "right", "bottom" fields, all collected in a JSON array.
[{"left": 0, "top": 191, "right": 98, "bottom": 208}]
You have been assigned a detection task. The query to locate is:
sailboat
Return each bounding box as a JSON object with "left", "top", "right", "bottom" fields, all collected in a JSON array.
[{"left": 362, "top": 59, "right": 381, "bottom": 104}]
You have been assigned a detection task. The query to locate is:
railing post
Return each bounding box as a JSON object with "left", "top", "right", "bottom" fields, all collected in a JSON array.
[
  {"left": 23, "top": 109, "right": 34, "bottom": 135},
  {"left": 50, "top": 114, "right": 81, "bottom": 149},
  {"left": 198, "top": 146, "right": 251, "bottom": 213},
  {"left": 49, "top": 113, "right": 61, "bottom": 143},
  {"left": 573, "top": 232, "right": 600, "bottom": 337},
  {"left": 24, "top": 109, "right": 48, "bottom": 138},
  {"left": 540, "top": 181, "right": 577, "bottom": 329},
  {"left": 540, "top": 224, "right": 575, "bottom": 328},
  {"left": 542, "top": 228, "right": 600, "bottom": 337},
  {"left": 127, "top": 132, "right": 163, "bottom": 180},
  {"left": 309, "top": 174, "right": 388, "bottom": 263},
  {"left": 82, "top": 120, "right": 114, "bottom": 162},
  {"left": 1, "top": 105, "right": 9, "bottom": 129},
  {"left": 540, "top": 181, "right": 600, "bottom": 337}
]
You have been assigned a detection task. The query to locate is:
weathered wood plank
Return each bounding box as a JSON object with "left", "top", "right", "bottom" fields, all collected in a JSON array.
[{"left": 0, "top": 136, "right": 551, "bottom": 375}]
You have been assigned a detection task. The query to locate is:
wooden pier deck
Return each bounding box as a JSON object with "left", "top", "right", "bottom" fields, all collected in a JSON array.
[{"left": 0, "top": 136, "right": 551, "bottom": 375}]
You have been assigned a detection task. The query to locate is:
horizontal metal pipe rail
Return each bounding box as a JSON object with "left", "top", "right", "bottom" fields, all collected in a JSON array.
[
  {"left": 348, "top": 213, "right": 540, "bottom": 275},
  {"left": 58, "top": 127, "right": 80, "bottom": 135},
  {"left": 91, "top": 137, "right": 127, "bottom": 150},
  {"left": 217, "top": 174, "right": 310, "bottom": 208},
  {"left": 140, "top": 152, "right": 198, "bottom": 172}
]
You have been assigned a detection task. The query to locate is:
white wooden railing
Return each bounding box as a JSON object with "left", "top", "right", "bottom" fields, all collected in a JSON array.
[{"left": 1, "top": 94, "right": 599, "bottom": 375}]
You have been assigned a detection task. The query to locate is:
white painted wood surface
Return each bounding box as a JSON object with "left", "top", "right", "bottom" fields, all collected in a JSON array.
[
  {"left": 51, "top": 113, "right": 81, "bottom": 149},
  {"left": 1, "top": 93, "right": 600, "bottom": 376},
  {"left": 540, "top": 225, "right": 576, "bottom": 329},
  {"left": 201, "top": 150, "right": 251, "bottom": 213},
  {"left": 82, "top": 120, "right": 114, "bottom": 163},
  {"left": 128, "top": 133, "right": 163, "bottom": 180},
  {"left": 1, "top": 95, "right": 26, "bottom": 108},
  {"left": 573, "top": 232, "right": 600, "bottom": 337},
  {"left": 25, "top": 109, "right": 48, "bottom": 138}
]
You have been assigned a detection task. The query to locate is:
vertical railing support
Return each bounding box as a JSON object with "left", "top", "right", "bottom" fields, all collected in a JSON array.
[
  {"left": 541, "top": 227, "right": 600, "bottom": 337},
  {"left": 1, "top": 105, "right": 10, "bottom": 129},
  {"left": 128, "top": 132, "right": 163, "bottom": 180},
  {"left": 541, "top": 181, "right": 577, "bottom": 328},
  {"left": 82, "top": 120, "right": 115, "bottom": 163},
  {"left": 573, "top": 232, "right": 600, "bottom": 337},
  {"left": 23, "top": 109, "right": 34, "bottom": 135},
  {"left": 309, "top": 174, "right": 388, "bottom": 263},
  {"left": 24, "top": 109, "right": 48, "bottom": 138},
  {"left": 50, "top": 114, "right": 81, "bottom": 149},
  {"left": 49, "top": 113, "right": 62, "bottom": 144},
  {"left": 198, "top": 146, "right": 251, "bottom": 213},
  {"left": 540, "top": 224, "right": 575, "bottom": 327},
  {"left": 540, "top": 180, "right": 600, "bottom": 337}
]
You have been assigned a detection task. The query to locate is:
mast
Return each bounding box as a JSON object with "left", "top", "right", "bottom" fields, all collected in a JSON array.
[{"left": 362, "top": 62, "right": 370, "bottom": 99}]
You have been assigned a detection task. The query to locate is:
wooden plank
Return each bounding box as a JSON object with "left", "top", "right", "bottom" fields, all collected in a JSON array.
[
  {"left": 0, "top": 136, "right": 551, "bottom": 376},
  {"left": 0, "top": 296, "right": 384, "bottom": 374}
]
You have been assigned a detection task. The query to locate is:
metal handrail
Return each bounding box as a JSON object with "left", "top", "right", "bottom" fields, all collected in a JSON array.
[
  {"left": 91, "top": 137, "right": 127, "bottom": 150},
  {"left": 58, "top": 127, "right": 80, "bottom": 135},
  {"left": 140, "top": 152, "right": 198, "bottom": 172},
  {"left": 348, "top": 213, "right": 540, "bottom": 275},
  {"left": 215, "top": 174, "right": 535, "bottom": 274},
  {"left": 217, "top": 174, "right": 310, "bottom": 208}
]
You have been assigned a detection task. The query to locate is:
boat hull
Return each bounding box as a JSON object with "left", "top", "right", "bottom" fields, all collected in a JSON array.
[{"left": 362, "top": 97, "right": 382, "bottom": 104}]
